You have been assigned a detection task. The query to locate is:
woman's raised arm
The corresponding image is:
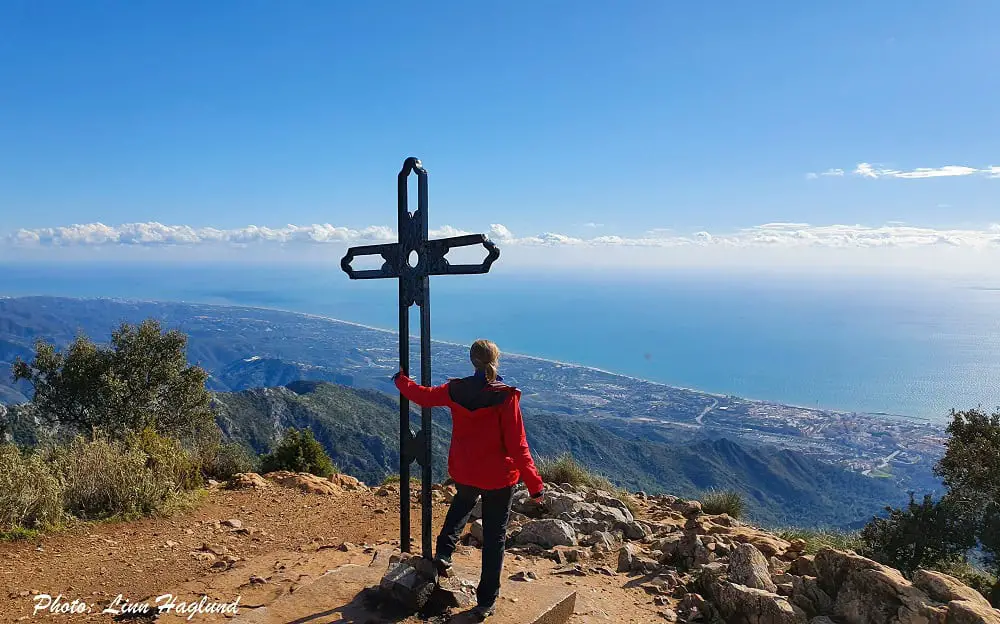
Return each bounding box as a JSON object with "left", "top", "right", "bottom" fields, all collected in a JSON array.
[{"left": 393, "top": 371, "right": 451, "bottom": 408}]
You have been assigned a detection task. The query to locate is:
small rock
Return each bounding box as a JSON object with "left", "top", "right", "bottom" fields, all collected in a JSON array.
[
  {"left": 642, "top": 577, "right": 675, "bottom": 595},
  {"left": 620, "top": 520, "right": 649, "bottom": 541},
  {"left": 222, "top": 519, "right": 243, "bottom": 529},
  {"left": 564, "top": 547, "right": 591, "bottom": 563},
  {"left": 338, "top": 542, "right": 356, "bottom": 552},
  {"left": 659, "top": 607, "right": 678, "bottom": 621},
  {"left": 618, "top": 544, "right": 639, "bottom": 573},
  {"left": 510, "top": 570, "right": 538, "bottom": 582},
  {"left": 190, "top": 551, "right": 216, "bottom": 562},
  {"left": 470, "top": 519, "right": 484, "bottom": 544},
  {"left": 249, "top": 575, "right": 267, "bottom": 585},
  {"left": 553, "top": 564, "right": 587, "bottom": 576},
  {"left": 164, "top": 540, "right": 179, "bottom": 548},
  {"left": 201, "top": 543, "right": 228, "bottom": 556},
  {"left": 787, "top": 538, "right": 807, "bottom": 552}
]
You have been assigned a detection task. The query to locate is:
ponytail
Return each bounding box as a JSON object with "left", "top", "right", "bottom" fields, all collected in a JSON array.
[{"left": 470, "top": 339, "right": 500, "bottom": 383}]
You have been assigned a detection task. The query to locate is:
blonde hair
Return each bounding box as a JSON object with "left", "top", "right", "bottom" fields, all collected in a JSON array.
[{"left": 470, "top": 339, "right": 501, "bottom": 383}]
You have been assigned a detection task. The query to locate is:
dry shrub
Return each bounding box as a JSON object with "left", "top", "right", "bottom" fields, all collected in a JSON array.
[
  {"left": 47, "top": 434, "right": 187, "bottom": 520},
  {"left": 0, "top": 444, "right": 62, "bottom": 532},
  {"left": 537, "top": 453, "right": 613, "bottom": 490}
]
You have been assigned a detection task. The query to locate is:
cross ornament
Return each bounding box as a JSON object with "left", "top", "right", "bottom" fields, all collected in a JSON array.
[{"left": 340, "top": 157, "right": 500, "bottom": 558}]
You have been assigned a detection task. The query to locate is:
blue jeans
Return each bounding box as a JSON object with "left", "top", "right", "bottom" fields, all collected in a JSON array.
[{"left": 436, "top": 483, "right": 513, "bottom": 609}]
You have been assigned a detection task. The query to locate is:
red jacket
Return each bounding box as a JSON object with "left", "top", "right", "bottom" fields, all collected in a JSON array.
[{"left": 394, "top": 373, "right": 545, "bottom": 496}]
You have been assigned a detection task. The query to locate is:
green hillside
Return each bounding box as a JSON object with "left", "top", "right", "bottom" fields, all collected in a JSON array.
[
  {"left": 212, "top": 380, "right": 451, "bottom": 483},
  {"left": 211, "top": 381, "right": 900, "bottom": 529}
]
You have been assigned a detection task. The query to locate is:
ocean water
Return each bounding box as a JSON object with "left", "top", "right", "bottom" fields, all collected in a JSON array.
[{"left": 2, "top": 261, "right": 999, "bottom": 421}]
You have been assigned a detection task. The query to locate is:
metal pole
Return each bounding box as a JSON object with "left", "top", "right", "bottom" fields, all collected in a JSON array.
[
  {"left": 417, "top": 167, "right": 433, "bottom": 560},
  {"left": 397, "top": 166, "right": 411, "bottom": 554}
]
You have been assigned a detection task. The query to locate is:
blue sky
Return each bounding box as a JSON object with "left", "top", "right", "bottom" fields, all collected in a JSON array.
[{"left": 2, "top": 1, "right": 999, "bottom": 271}]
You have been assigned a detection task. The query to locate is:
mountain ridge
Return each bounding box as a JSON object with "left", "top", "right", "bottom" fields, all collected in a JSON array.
[{"left": 210, "top": 380, "right": 900, "bottom": 529}]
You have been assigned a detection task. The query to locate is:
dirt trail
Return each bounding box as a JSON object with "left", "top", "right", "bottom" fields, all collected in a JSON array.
[{"left": 1, "top": 484, "right": 668, "bottom": 623}]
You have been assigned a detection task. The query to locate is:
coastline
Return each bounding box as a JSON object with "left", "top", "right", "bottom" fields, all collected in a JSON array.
[{"left": 1, "top": 293, "right": 933, "bottom": 424}]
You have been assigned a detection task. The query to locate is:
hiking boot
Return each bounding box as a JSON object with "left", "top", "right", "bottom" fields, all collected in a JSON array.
[
  {"left": 471, "top": 604, "right": 496, "bottom": 620},
  {"left": 433, "top": 557, "right": 454, "bottom": 577}
]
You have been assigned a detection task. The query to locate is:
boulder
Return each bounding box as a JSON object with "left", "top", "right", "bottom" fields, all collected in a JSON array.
[
  {"left": 583, "top": 530, "right": 620, "bottom": 552},
  {"left": 789, "top": 575, "right": 834, "bottom": 618},
  {"left": 379, "top": 555, "right": 437, "bottom": 612},
  {"left": 813, "top": 549, "right": 945, "bottom": 624},
  {"left": 329, "top": 473, "right": 365, "bottom": 490},
  {"left": 654, "top": 533, "right": 684, "bottom": 561},
  {"left": 545, "top": 492, "right": 589, "bottom": 516},
  {"left": 514, "top": 519, "right": 577, "bottom": 549},
  {"left": 729, "top": 543, "right": 777, "bottom": 592},
  {"left": 707, "top": 581, "right": 808, "bottom": 624},
  {"left": 790, "top": 555, "right": 818, "bottom": 578},
  {"left": 427, "top": 576, "right": 476, "bottom": 610},
  {"left": 912, "top": 569, "right": 993, "bottom": 611},
  {"left": 946, "top": 599, "right": 1000, "bottom": 624},
  {"left": 677, "top": 532, "right": 713, "bottom": 568},
  {"left": 570, "top": 517, "right": 616, "bottom": 536},
  {"left": 672, "top": 500, "right": 703, "bottom": 517},
  {"left": 226, "top": 472, "right": 269, "bottom": 490},
  {"left": 264, "top": 471, "right": 340, "bottom": 495},
  {"left": 731, "top": 530, "right": 791, "bottom": 558},
  {"left": 585, "top": 492, "right": 636, "bottom": 522}
]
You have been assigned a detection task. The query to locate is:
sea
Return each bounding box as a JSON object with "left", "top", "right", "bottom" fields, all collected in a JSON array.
[{"left": 1, "top": 261, "right": 999, "bottom": 422}]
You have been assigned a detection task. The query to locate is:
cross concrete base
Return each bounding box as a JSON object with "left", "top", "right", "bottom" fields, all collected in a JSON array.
[{"left": 233, "top": 557, "right": 576, "bottom": 624}]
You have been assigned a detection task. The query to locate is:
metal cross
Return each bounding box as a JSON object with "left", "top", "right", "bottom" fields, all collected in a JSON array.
[{"left": 340, "top": 157, "right": 500, "bottom": 559}]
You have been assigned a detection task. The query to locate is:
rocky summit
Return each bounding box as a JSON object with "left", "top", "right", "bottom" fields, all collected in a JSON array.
[{"left": 2, "top": 471, "right": 998, "bottom": 623}]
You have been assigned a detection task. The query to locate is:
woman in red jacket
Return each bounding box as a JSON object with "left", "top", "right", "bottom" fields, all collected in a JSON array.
[{"left": 393, "top": 339, "right": 544, "bottom": 620}]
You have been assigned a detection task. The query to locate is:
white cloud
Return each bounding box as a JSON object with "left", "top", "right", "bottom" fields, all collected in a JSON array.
[
  {"left": 10, "top": 221, "right": 1000, "bottom": 253},
  {"left": 581, "top": 222, "right": 604, "bottom": 228},
  {"left": 489, "top": 223, "right": 514, "bottom": 241},
  {"left": 812, "top": 162, "right": 997, "bottom": 180},
  {"left": 806, "top": 168, "right": 845, "bottom": 179},
  {"left": 12, "top": 222, "right": 397, "bottom": 247},
  {"left": 429, "top": 225, "right": 471, "bottom": 238}
]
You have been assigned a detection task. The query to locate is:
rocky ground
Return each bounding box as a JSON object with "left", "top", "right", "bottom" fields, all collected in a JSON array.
[{"left": 2, "top": 471, "right": 999, "bottom": 624}]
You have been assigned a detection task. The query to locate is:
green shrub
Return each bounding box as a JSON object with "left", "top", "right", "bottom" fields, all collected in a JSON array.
[
  {"left": 0, "top": 443, "right": 62, "bottom": 532},
  {"left": 859, "top": 493, "right": 976, "bottom": 575},
  {"left": 203, "top": 442, "right": 259, "bottom": 481},
  {"left": 537, "top": 453, "right": 613, "bottom": 490},
  {"left": 260, "top": 428, "right": 336, "bottom": 478},
  {"left": 48, "top": 435, "right": 178, "bottom": 520},
  {"left": 775, "top": 527, "right": 863, "bottom": 554},
  {"left": 701, "top": 489, "right": 746, "bottom": 519},
  {"left": 12, "top": 320, "right": 216, "bottom": 441},
  {"left": 0, "top": 526, "right": 41, "bottom": 541},
  {"left": 382, "top": 474, "right": 421, "bottom": 486}
]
